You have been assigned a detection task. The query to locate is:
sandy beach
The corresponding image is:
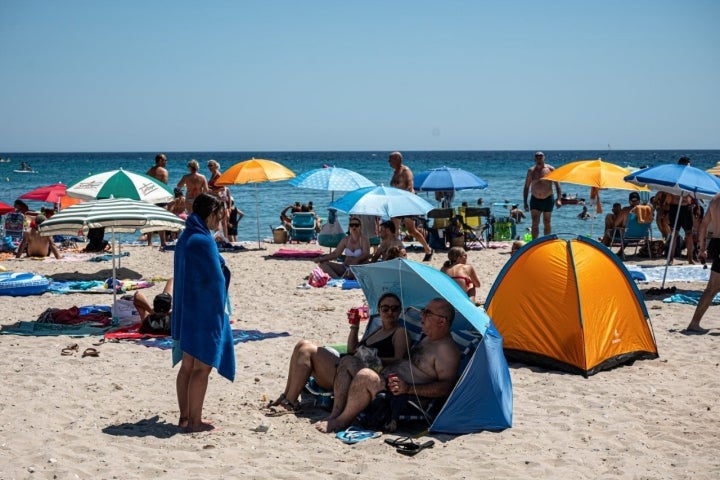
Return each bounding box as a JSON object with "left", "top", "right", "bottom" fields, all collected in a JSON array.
[{"left": 1, "top": 241, "right": 718, "bottom": 480}]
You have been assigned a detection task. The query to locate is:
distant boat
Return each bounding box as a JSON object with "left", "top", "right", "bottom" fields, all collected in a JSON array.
[
  {"left": 560, "top": 194, "right": 585, "bottom": 205},
  {"left": 13, "top": 169, "right": 38, "bottom": 174}
]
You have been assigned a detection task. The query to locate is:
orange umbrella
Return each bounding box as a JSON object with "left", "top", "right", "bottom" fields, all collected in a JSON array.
[
  {"left": 216, "top": 158, "right": 295, "bottom": 248},
  {"left": 545, "top": 159, "right": 649, "bottom": 235}
]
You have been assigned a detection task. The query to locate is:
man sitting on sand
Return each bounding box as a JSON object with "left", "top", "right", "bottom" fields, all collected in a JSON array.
[
  {"left": 370, "top": 220, "right": 406, "bottom": 262},
  {"left": 15, "top": 215, "right": 62, "bottom": 259},
  {"left": 315, "top": 297, "right": 461, "bottom": 433}
]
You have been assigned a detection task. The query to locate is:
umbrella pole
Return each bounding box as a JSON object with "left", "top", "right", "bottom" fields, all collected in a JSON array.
[
  {"left": 111, "top": 226, "right": 118, "bottom": 324},
  {"left": 255, "top": 183, "right": 262, "bottom": 249},
  {"left": 661, "top": 191, "right": 684, "bottom": 289}
]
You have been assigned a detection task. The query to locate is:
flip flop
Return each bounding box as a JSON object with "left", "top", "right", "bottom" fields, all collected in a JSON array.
[
  {"left": 82, "top": 347, "right": 100, "bottom": 357},
  {"left": 61, "top": 344, "right": 79, "bottom": 356},
  {"left": 336, "top": 426, "right": 381, "bottom": 444},
  {"left": 396, "top": 439, "right": 435, "bottom": 456}
]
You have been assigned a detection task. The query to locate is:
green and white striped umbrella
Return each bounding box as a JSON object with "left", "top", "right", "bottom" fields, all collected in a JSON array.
[
  {"left": 38, "top": 198, "right": 185, "bottom": 321},
  {"left": 67, "top": 168, "right": 174, "bottom": 203},
  {"left": 38, "top": 198, "right": 185, "bottom": 236}
]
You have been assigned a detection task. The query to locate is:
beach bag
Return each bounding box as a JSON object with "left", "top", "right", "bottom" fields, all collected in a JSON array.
[{"left": 308, "top": 266, "right": 330, "bottom": 288}]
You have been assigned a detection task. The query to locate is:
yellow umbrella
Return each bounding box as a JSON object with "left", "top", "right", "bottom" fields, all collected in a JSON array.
[
  {"left": 544, "top": 159, "right": 648, "bottom": 236},
  {"left": 706, "top": 162, "right": 720, "bottom": 176},
  {"left": 216, "top": 158, "right": 296, "bottom": 248},
  {"left": 545, "top": 159, "right": 649, "bottom": 191}
]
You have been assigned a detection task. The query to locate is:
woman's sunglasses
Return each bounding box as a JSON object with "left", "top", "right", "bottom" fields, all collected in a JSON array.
[{"left": 379, "top": 304, "right": 401, "bottom": 313}]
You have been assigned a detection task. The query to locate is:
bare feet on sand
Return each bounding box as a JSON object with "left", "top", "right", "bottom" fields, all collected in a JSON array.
[{"left": 184, "top": 421, "right": 217, "bottom": 433}]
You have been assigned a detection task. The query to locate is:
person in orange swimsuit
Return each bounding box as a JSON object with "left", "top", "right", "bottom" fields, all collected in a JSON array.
[{"left": 440, "top": 246, "right": 482, "bottom": 304}]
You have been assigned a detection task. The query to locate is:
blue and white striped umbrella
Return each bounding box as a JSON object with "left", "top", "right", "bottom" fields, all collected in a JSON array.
[{"left": 289, "top": 167, "right": 375, "bottom": 194}]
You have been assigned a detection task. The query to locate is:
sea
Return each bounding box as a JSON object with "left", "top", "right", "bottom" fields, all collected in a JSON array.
[{"left": 2, "top": 150, "right": 719, "bottom": 243}]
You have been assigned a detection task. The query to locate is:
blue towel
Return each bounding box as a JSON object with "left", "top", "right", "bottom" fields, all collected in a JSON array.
[{"left": 171, "top": 213, "right": 236, "bottom": 381}]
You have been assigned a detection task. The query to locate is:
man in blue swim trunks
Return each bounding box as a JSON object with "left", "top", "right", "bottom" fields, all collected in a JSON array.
[{"left": 523, "top": 151, "right": 562, "bottom": 240}]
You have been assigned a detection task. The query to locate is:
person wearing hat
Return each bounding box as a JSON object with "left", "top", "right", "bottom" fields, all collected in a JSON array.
[
  {"left": 522, "top": 151, "right": 562, "bottom": 239},
  {"left": 15, "top": 214, "right": 62, "bottom": 259},
  {"left": 371, "top": 220, "right": 407, "bottom": 262}
]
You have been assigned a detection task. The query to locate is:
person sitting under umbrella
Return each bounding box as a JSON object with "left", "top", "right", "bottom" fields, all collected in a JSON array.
[
  {"left": 15, "top": 215, "right": 62, "bottom": 259},
  {"left": 313, "top": 216, "right": 371, "bottom": 278}
]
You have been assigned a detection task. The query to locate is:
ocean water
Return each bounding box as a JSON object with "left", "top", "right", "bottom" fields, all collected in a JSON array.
[{"left": 2, "top": 150, "right": 719, "bottom": 243}]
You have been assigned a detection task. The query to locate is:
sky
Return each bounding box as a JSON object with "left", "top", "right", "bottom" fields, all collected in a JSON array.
[{"left": 1, "top": 0, "right": 718, "bottom": 152}]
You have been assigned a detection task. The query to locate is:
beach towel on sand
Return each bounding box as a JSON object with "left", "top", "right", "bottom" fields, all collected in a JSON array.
[{"left": 171, "top": 213, "right": 235, "bottom": 381}]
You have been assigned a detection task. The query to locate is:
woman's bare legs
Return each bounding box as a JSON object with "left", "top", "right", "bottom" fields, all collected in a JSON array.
[
  {"left": 176, "top": 352, "right": 214, "bottom": 432},
  {"left": 268, "top": 340, "right": 339, "bottom": 410}
]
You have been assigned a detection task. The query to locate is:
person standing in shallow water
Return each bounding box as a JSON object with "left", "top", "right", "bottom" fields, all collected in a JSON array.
[{"left": 523, "top": 151, "right": 562, "bottom": 239}]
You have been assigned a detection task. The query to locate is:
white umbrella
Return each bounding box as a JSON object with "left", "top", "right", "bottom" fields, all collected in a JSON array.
[
  {"left": 67, "top": 168, "right": 174, "bottom": 203},
  {"left": 39, "top": 198, "right": 185, "bottom": 321}
]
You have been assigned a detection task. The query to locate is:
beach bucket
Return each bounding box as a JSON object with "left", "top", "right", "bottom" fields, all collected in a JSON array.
[{"left": 273, "top": 228, "right": 288, "bottom": 244}]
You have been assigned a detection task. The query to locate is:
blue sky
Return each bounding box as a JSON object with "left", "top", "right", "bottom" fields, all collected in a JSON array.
[{"left": 1, "top": 0, "right": 718, "bottom": 152}]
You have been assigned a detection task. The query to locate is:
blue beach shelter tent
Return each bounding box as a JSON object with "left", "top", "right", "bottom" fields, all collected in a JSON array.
[{"left": 351, "top": 259, "right": 513, "bottom": 434}]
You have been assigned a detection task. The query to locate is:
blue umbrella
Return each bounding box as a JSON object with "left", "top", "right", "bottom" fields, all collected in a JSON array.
[
  {"left": 350, "top": 258, "right": 513, "bottom": 433},
  {"left": 414, "top": 166, "right": 488, "bottom": 192},
  {"left": 329, "top": 185, "right": 434, "bottom": 219},
  {"left": 289, "top": 167, "right": 375, "bottom": 200},
  {"left": 624, "top": 164, "right": 720, "bottom": 199},
  {"left": 624, "top": 164, "right": 720, "bottom": 288}
]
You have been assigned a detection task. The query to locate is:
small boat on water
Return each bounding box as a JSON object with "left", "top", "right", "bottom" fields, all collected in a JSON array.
[
  {"left": 560, "top": 194, "right": 585, "bottom": 205},
  {"left": 13, "top": 169, "right": 38, "bottom": 174}
]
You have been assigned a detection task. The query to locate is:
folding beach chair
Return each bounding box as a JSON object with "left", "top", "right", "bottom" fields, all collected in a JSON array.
[{"left": 290, "top": 212, "right": 317, "bottom": 242}]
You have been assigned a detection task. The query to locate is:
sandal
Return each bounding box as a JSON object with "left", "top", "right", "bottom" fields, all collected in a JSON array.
[
  {"left": 82, "top": 347, "right": 100, "bottom": 358},
  {"left": 61, "top": 344, "right": 79, "bottom": 356},
  {"left": 396, "top": 440, "right": 435, "bottom": 456}
]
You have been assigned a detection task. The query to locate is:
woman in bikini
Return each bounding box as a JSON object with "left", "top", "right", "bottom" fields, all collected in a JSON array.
[
  {"left": 267, "top": 293, "right": 408, "bottom": 414},
  {"left": 441, "top": 246, "right": 482, "bottom": 304},
  {"left": 313, "top": 216, "right": 371, "bottom": 278}
]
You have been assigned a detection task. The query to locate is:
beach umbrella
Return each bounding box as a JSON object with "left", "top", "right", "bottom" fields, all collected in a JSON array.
[
  {"left": 706, "top": 162, "right": 720, "bottom": 176},
  {"left": 544, "top": 159, "right": 649, "bottom": 236},
  {"left": 19, "top": 183, "right": 68, "bottom": 204},
  {"left": 350, "top": 259, "right": 513, "bottom": 433},
  {"left": 289, "top": 166, "right": 375, "bottom": 201},
  {"left": 544, "top": 159, "right": 648, "bottom": 191},
  {"left": 66, "top": 169, "right": 174, "bottom": 203},
  {"left": 329, "top": 185, "right": 434, "bottom": 219},
  {"left": 413, "top": 166, "right": 489, "bottom": 192},
  {"left": 38, "top": 198, "right": 185, "bottom": 321},
  {"left": 0, "top": 201, "right": 14, "bottom": 215},
  {"left": 216, "top": 158, "right": 296, "bottom": 249},
  {"left": 624, "top": 164, "right": 720, "bottom": 289}
]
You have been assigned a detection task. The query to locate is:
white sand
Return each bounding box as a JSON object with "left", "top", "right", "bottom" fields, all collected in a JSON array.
[{"left": 0, "top": 243, "right": 718, "bottom": 479}]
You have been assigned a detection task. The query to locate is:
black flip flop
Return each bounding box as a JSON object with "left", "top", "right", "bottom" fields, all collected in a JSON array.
[{"left": 396, "top": 440, "right": 435, "bottom": 456}]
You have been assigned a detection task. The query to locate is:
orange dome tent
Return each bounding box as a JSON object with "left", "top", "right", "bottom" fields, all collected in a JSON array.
[{"left": 485, "top": 235, "right": 658, "bottom": 376}]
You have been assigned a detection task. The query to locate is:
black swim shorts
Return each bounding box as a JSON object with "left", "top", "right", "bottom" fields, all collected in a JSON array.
[
  {"left": 707, "top": 238, "right": 720, "bottom": 274},
  {"left": 667, "top": 204, "right": 693, "bottom": 231},
  {"left": 529, "top": 195, "right": 555, "bottom": 213}
]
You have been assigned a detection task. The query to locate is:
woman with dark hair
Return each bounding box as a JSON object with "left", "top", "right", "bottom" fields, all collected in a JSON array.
[
  {"left": 172, "top": 193, "right": 235, "bottom": 432},
  {"left": 441, "top": 246, "right": 482, "bottom": 304},
  {"left": 267, "top": 293, "right": 408, "bottom": 414}
]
